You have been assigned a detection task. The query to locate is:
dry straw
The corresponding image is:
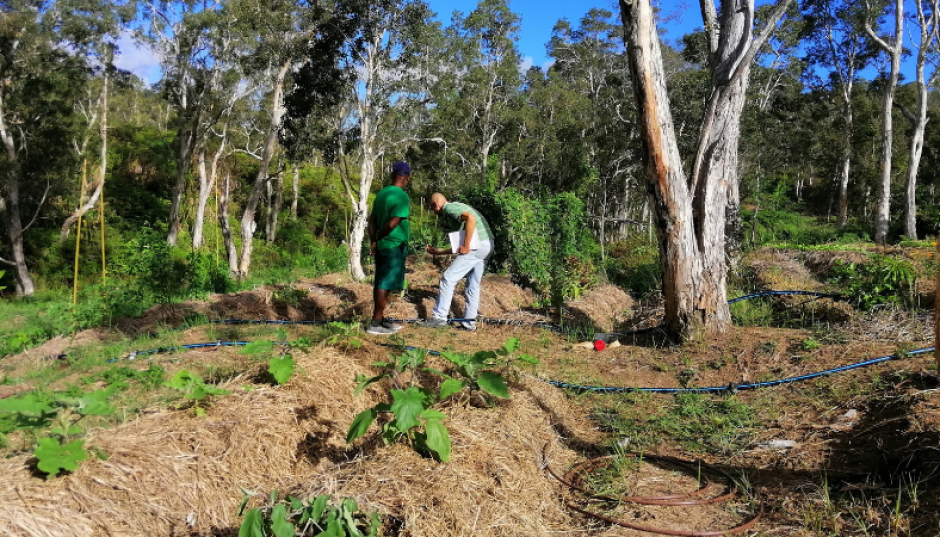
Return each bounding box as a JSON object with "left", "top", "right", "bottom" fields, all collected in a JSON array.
[{"left": 1, "top": 345, "right": 593, "bottom": 537}]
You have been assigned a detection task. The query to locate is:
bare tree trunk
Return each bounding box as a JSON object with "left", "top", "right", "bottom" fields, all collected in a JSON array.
[
  {"left": 61, "top": 62, "right": 109, "bottom": 242},
  {"left": 620, "top": 0, "right": 790, "bottom": 340},
  {"left": 867, "top": 0, "right": 903, "bottom": 247},
  {"left": 266, "top": 162, "right": 284, "bottom": 243},
  {"left": 900, "top": 0, "right": 939, "bottom": 240},
  {"left": 290, "top": 165, "right": 299, "bottom": 218},
  {"left": 620, "top": 0, "right": 706, "bottom": 339},
  {"left": 238, "top": 61, "right": 290, "bottom": 278},
  {"left": 218, "top": 173, "right": 239, "bottom": 275},
  {"left": 193, "top": 141, "right": 210, "bottom": 248},
  {"left": 167, "top": 123, "right": 195, "bottom": 247},
  {"left": 837, "top": 106, "right": 853, "bottom": 227},
  {"left": 0, "top": 84, "right": 36, "bottom": 295}
]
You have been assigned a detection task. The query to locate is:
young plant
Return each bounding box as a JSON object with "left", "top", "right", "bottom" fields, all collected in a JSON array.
[
  {"left": 239, "top": 330, "right": 310, "bottom": 386},
  {"left": 348, "top": 348, "right": 452, "bottom": 462},
  {"left": 165, "top": 370, "right": 230, "bottom": 416},
  {"left": 439, "top": 337, "right": 539, "bottom": 401},
  {"left": 0, "top": 386, "right": 117, "bottom": 477},
  {"left": 238, "top": 490, "right": 380, "bottom": 537}
]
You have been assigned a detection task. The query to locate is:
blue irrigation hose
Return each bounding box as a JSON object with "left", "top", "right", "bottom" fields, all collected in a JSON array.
[{"left": 726, "top": 290, "right": 842, "bottom": 304}]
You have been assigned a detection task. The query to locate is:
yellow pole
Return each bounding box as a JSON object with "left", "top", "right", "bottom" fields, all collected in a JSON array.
[{"left": 72, "top": 160, "right": 87, "bottom": 305}]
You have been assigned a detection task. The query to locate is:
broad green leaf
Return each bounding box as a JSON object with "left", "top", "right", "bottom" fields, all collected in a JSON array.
[
  {"left": 368, "top": 512, "right": 380, "bottom": 537},
  {"left": 0, "top": 393, "right": 55, "bottom": 418},
  {"left": 389, "top": 387, "right": 428, "bottom": 432},
  {"left": 439, "top": 378, "right": 465, "bottom": 400},
  {"left": 268, "top": 355, "right": 295, "bottom": 385},
  {"left": 240, "top": 340, "right": 274, "bottom": 355},
  {"left": 35, "top": 437, "right": 87, "bottom": 477},
  {"left": 354, "top": 374, "right": 386, "bottom": 396},
  {"left": 78, "top": 400, "right": 115, "bottom": 416},
  {"left": 166, "top": 370, "right": 202, "bottom": 390},
  {"left": 419, "top": 408, "right": 446, "bottom": 421},
  {"left": 271, "top": 504, "right": 295, "bottom": 537},
  {"left": 343, "top": 504, "right": 364, "bottom": 537},
  {"left": 238, "top": 508, "right": 264, "bottom": 537},
  {"left": 471, "top": 351, "right": 498, "bottom": 364},
  {"left": 236, "top": 495, "right": 252, "bottom": 517},
  {"left": 440, "top": 351, "right": 469, "bottom": 367},
  {"left": 311, "top": 494, "right": 330, "bottom": 520},
  {"left": 276, "top": 328, "right": 288, "bottom": 342},
  {"left": 424, "top": 419, "right": 451, "bottom": 463},
  {"left": 476, "top": 372, "right": 509, "bottom": 399},
  {"left": 50, "top": 425, "right": 83, "bottom": 437},
  {"left": 347, "top": 408, "right": 377, "bottom": 443},
  {"left": 502, "top": 338, "right": 521, "bottom": 354},
  {"left": 289, "top": 496, "right": 304, "bottom": 511},
  {"left": 349, "top": 338, "right": 362, "bottom": 349},
  {"left": 517, "top": 353, "right": 540, "bottom": 365}
]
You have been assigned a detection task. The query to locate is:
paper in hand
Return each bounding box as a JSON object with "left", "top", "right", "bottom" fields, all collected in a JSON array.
[{"left": 448, "top": 229, "right": 480, "bottom": 253}]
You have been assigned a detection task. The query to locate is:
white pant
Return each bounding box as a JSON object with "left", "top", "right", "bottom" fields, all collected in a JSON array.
[{"left": 431, "top": 240, "right": 493, "bottom": 328}]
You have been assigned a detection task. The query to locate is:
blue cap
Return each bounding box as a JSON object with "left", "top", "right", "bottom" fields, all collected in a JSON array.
[{"left": 392, "top": 161, "right": 411, "bottom": 176}]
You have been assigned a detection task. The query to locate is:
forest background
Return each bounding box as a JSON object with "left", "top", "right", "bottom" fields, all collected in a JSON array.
[{"left": 1, "top": 0, "right": 939, "bottom": 353}]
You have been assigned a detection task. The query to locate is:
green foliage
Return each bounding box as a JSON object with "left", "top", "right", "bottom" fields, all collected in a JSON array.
[
  {"left": 604, "top": 235, "right": 661, "bottom": 296},
  {"left": 165, "top": 370, "right": 230, "bottom": 415},
  {"left": 348, "top": 339, "right": 536, "bottom": 462},
  {"left": 84, "top": 365, "right": 166, "bottom": 390},
  {"left": 268, "top": 355, "right": 295, "bottom": 386},
  {"left": 0, "top": 270, "right": 5, "bottom": 292},
  {"left": 596, "top": 393, "right": 758, "bottom": 455},
  {"left": 462, "top": 186, "right": 598, "bottom": 304},
  {"left": 829, "top": 256, "right": 916, "bottom": 310},
  {"left": 238, "top": 491, "right": 380, "bottom": 537},
  {"left": 34, "top": 437, "right": 87, "bottom": 478}
]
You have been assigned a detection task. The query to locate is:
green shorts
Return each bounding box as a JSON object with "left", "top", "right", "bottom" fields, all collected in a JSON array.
[{"left": 375, "top": 243, "right": 407, "bottom": 291}]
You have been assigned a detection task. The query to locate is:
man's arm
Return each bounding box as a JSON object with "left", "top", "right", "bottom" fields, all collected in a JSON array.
[
  {"left": 368, "top": 214, "right": 377, "bottom": 255},
  {"left": 376, "top": 216, "right": 403, "bottom": 242},
  {"left": 458, "top": 211, "right": 476, "bottom": 255}
]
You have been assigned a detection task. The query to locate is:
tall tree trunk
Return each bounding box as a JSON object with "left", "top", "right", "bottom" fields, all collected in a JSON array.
[
  {"left": 836, "top": 106, "right": 853, "bottom": 228},
  {"left": 238, "top": 61, "right": 290, "bottom": 278},
  {"left": 867, "top": 0, "right": 903, "bottom": 247},
  {"left": 0, "top": 86, "right": 35, "bottom": 295},
  {"left": 620, "top": 0, "right": 790, "bottom": 340},
  {"left": 167, "top": 123, "right": 195, "bottom": 247},
  {"left": 619, "top": 0, "right": 707, "bottom": 339},
  {"left": 347, "top": 154, "right": 373, "bottom": 282},
  {"left": 290, "top": 165, "right": 299, "bottom": 219},
  {"left": 193, "top": 141, "right": 210, "bottom": 248},
  {"left": 219, "top": 173, "right": 239, "bottom": 275},
  {"left": 61, "top": 62, "right": 109, "bottom": 242},
  {"left": 266, "top": 162, "right": 284, "bottom": 243},
  {"left": 900, "top": 0, "right": 938, "bottom": 240}
]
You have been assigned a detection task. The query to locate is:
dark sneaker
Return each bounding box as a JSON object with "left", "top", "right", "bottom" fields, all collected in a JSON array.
[
  {"left": 366, "top": 323, "right": 397, "bottom": 336},
  {"left": 456, "top": 322, "right": 476, "bottom": 332},
  {"left": 382, "top": 320, "right": 404, "bottom": 332},
  {"left": 415, "top": 318, "right": 448, "bottom": 328}
]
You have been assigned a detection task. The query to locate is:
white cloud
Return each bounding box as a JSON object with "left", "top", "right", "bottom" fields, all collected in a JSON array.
[
  {"left": 113, "top": 32, "right": 162, "bottom": 85},
  {"left": 542, "top": 59, "right": 556, "bottom": 71},
  {"left": 519, "top": 56, "right": 534, "bottom": 73}
]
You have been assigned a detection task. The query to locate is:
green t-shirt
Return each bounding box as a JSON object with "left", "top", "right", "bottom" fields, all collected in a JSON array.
[
  {"left": 372, "top": 185, "right": 410, "bottom": 249},
  {"left": 441, "top": 202, "right": 492, "bottom": 242}
]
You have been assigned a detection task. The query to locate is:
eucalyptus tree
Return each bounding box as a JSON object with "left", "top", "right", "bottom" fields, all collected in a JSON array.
[
  {"left": 60, "top": 0, "right": 136, "bottom": 243},
  {"left": 333, "top": 0, "right": 441, "bottom": 281},
  {"left": 864, "top": 0, "right": 904, "bottom": 246},
  {"left": 617, "top": 0, "right": 792, "bottom": 340},
  {"left": 0, "top": 0, "right": 118, "bottom": 295},
  {"left": 801, "top": 0, "right": 876, "bottom": 228},
  {"left": 544, "top": 9, "right": 640, "bottom": 250},
  {"left": 144, "top": 0, "right": 226, "bottom": 246},
  {"left": 431, "top": 0, "right": 523, "bottom": 185},
  {"left": 895, "top": 0, "right": 939, "bottom": 240}
]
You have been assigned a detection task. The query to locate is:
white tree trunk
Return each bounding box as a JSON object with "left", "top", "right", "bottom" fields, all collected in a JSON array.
[
  {"left": 219, "top": 173, "right": 239, "bottom": 275},
  {"left": 290, "top": 165, "right": 299, "bottom": 218},
  {"left": 868, "top": 0, "right": 903, "bottom": 247},
  {"left": 61, "top": 65, "right": 109, "bottom": 242},
  {"left": 238, "top": 61, "right": 290, "bottom": 278}
]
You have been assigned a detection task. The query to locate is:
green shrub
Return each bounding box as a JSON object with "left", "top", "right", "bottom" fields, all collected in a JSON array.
[{"left": 829, "top": 255, "right": 917, "bottom": 310}]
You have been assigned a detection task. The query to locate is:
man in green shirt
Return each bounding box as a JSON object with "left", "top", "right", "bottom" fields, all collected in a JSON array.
[
  {"left": 416, "top": 193, "right": 494, "bottom": 331},
  {"left": 366, "top": 162, "right": 411, "bottom": 335}
]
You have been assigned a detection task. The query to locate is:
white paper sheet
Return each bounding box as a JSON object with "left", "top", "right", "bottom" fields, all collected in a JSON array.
[{"left": 448, "top": 229, "right": 480, "bottom": 253}]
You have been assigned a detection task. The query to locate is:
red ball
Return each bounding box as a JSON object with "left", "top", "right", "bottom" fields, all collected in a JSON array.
[{"left": 593, "top": 339, "right": 606, "bottom": 351}]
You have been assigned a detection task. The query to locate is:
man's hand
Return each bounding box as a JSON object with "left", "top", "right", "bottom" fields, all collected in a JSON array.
[
  {"left": 370, "top": 241, "right": 377, "bottom": 256},
  {"left": 457, "top": 244, "right": 470, "bottom": 255},
  {"left": 426, "top": 245, "right": 450, "bottom": 256}
]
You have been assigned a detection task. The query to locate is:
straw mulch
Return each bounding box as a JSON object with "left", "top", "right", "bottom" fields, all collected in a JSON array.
[
  {"left": 565, "top": 285, "right": 634, "bottom": 333},
  {"left": 0, "top": 344, "right": 593, "bottom": 537},
  {"left": 746, "top": 250, "right": 852, "bottom": 322}
]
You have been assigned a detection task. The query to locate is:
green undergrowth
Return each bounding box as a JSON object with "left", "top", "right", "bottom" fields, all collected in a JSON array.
[{"left": 593, "top": 392, "right": 761, "bottom": 455}]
